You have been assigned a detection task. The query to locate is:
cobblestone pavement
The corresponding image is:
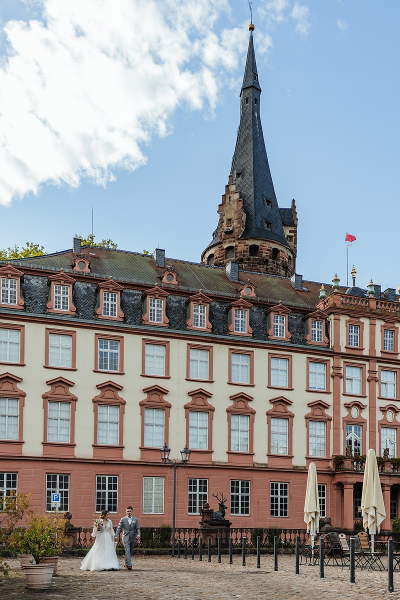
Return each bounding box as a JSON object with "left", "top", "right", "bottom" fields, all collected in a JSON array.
[{"left": 2, "top": 555, "right": 400, "bottom": 600}]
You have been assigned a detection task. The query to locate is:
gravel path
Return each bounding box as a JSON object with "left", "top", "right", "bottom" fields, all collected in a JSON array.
[{"left": 2, "top": 555, "right": 400, "bottom": 599}]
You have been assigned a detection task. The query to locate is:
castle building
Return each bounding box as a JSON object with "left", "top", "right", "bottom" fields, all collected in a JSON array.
[{"left": 0, "top": 26, "right": 399, "bottom": 531}]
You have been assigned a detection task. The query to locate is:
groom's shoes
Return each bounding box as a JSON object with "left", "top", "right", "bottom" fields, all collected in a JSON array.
[{"left": 124, "top": 564, "right": 132, "bottom": 570}]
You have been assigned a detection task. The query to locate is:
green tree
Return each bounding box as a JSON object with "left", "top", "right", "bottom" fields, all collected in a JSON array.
[
  {"left": 78, "top": 234, "right": 118, "bottom": 249},
  {"left": 0, "top": 242, "right": 45, "bottom": 260}
]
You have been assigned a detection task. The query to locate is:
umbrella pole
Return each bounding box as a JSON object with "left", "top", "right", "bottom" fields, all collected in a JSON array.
[
  {"left": 311, "top": 534, "right": 315, "bottom": 566},
  {"left": 371, "top": 533, "right": 374, "bottom": 554}
]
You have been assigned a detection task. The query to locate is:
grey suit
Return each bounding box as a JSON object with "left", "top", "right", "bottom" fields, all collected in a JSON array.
[{"left": 115, "top": 516, "right": 140, "bottom": 568}]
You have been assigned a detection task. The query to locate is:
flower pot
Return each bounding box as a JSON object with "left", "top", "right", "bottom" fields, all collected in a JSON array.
[
  {"left": 22, "top": 564, "right": 54, "bottom": 590},
  {"left": 40, "top": 556, "right": 59, "bottom": 575},
  {"left": 18, "top": 554, "right": 34, "bottom": 568}
]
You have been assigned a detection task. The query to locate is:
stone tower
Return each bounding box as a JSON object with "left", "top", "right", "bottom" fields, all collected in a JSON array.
[{"left": 201, "top": 25, "right": 298, "bottom": 276}]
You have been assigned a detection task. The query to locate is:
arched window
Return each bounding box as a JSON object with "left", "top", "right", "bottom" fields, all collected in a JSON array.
[
  {"left": 207, "top": 254, "right": 214, "bottom": 266},
  {"left": 272, "top": 248, "right": 280, "bottom": 262},
  {"left": 249, "top": 245, "right": 259, "bottom": 257},
  {"left": 225, "top": 247, "right": 235, "bottom": 260}
]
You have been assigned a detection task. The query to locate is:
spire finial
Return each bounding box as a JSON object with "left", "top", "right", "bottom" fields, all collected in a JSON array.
[{"left": 248, "top": 1, "right": 253, "bottom": 26}]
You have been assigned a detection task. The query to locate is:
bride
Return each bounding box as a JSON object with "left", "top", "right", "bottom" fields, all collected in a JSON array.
[{"left": 80, "top": 510, "right": 119, "bottom": 571}]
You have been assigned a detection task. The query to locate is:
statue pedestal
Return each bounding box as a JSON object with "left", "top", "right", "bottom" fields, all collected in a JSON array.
[{"left": 199, "top": 503, "right": 231, "bottom": 546}]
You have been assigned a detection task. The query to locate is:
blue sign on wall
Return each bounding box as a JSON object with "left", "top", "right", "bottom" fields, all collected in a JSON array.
[{"left": 52, "top": 493, "right": 60, "bottom": 503}]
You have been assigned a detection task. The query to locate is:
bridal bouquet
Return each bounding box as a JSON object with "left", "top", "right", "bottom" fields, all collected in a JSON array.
[{"left": 93, "top": 518, "right": 104, "bottom": 531}]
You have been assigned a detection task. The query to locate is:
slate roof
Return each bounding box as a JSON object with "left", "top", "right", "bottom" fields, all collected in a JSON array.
[{"left": 279, "top": 208, "right": 295, "bottom": 227}]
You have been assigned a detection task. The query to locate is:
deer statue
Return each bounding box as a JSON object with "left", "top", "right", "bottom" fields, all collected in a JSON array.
[{"left": 211, "top": 492, "right": 227, "bottom": 521}]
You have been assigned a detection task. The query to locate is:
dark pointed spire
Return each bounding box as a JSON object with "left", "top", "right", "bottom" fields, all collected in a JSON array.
[{"left": 231, "top": 25, "right": 288, "bottom": 247}]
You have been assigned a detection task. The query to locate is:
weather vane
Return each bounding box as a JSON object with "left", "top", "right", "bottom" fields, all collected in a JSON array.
[{"left": 248, "top": 1, "right": 253, "bottom": 24}]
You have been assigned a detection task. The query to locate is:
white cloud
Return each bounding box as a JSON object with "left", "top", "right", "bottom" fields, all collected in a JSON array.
[
  {"left": 0, "top": 0, "right": 248, "bottom": 205},
  {"left": 258, "top": 0, "right": 289, "bottom": 24},
  {"left": 291, "top": 3, "right": 310, "bottom": 36},
  {"left": 336, "top": 18, "right": 349, "bottom": 32}
]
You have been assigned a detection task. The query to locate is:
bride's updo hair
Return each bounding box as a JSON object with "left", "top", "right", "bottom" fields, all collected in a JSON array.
[{"left": 100, "top": 509, "right": 109, "bottom": 518}]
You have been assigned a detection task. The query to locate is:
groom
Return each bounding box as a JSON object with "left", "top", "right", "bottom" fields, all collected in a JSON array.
[{"left": 115, "top": 506, "right": 141, "bottom": 570}]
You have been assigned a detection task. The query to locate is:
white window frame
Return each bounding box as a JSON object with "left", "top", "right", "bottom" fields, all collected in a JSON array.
[
  {"left": 230, "top": 414, "right": 249, "bottom": 452},
  {"left": 98, "top": 338, "right": 120, "bottom": 372},
  {"left": 46, "top": 474, "right": 69, "bottom": 511},
  {"left": 143, "top": 477, "right": 164, "bottom": 514},
  {"left": 47, "top": 401, "right": 71, "bottom": 443},
  {"left": 270, "top": 358, "right": 288, "bottom": 388},
  {"left": 270, "top": 482, "right": 288, "bottom": 517},
  {"left": 230, "top": 480, "right": 250, "bottom": 516},
  {"left": 311, "top": 320, "right": 323, "bottom": 343},
  {"left": 318, "top": 483, "right": 326, "bottom": 518},
  {"left": 348, "top": 324, "right": 360, "bottom": 347},
  {"left": 189, "top": 348, "right": 209, "bottom": 380},
  {"left": 346, "top": 424, "right": 362, "bottom": 456},
  {"left": 270, "top": 417, "right": 288, "bottom": 454},
  {"left": 48, "top": 333, "right": 72, "bottom": 368},
  {"left": 345, "top": 366, "right": 362, "bottom": 395},
  {"left": 309, "top": 362, "right": 326, "bottom": 391},
  {"left": 381, "top": 427, "right": 396, "bottom": 458},
  {"left": 97, "top": 405, "right": 119, "bottom": 445},
  {"left": 188, "top": 478, "right": 208, "bottom": 515},
  {"left": 309, "top": 421, "right": 326, "bottom": 457},
  {"left": 384, "top": 329, "right": 395, "bottom": 352},
  {"left": 144, "top": 343, "right": 166, "bottom": 376},
  {"left": 0, "top": 472, "right": 18, "bottom": 509},
  {"left": 0, "top": 328, "right": 21, "bottom": 363},
  {"left": 96, "top": 475, "right": 118, "bottom": 513},
  {"left": 53, "top": 284, "right": 70, "bottom": 312},
  {"left": 231, "top": 353, "right": 250, "bottom": 384},
  {"left": 1, "top": 278, "right": 17, "bottom": 305},
  {"left": 103, "top": 291, "right": 118, "bottom": 318},
  {"left": 193, "top": 304, "right": 207, "bottom": 329},
  {"left": 189, "top": 411, "right": 208, "bottom": 449},
  {"left": 381, "top": 370, "right": 396, "bottom": 399},
  {"left": 0, "top": 398, "right": 19, "bottom": 440},
  {"left": 234, "top": 309, "right": 247, "bottom": 334},
  {"left": 149, "top": 298, "right": 163, "bottom": 323},
  {"left": 144, "top": 408, "right": 165, "bottom": 448},
  {"left": 273, "top": 314, "right": 285, "bottom": 338}
]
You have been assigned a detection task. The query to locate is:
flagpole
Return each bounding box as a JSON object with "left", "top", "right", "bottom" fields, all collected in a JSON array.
[{"left": 347, "top": 244, "right": 349, "bottom": 287}]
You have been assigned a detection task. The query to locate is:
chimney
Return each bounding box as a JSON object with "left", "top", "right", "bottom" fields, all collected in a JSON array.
[
  {"left": 374, "top": 284, "right": 381, "bottom": 299},
  {"left": 384, "top": 288, "right": 396, "bottom": 302},
  {"left": 153, "top": 248, "right": 165, "bottom": 268},
  {"left": 226, "top": 261, "right": 239, "bottom": 282},
  {"left": 73, "top": 236, "right": 82, "bottom": 254},
  {"left": 290, "top": 273, "right": 303, "bottom": 290}
]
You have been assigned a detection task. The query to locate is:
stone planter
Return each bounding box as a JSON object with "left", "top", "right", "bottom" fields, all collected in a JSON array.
[
  {"left": 40, "top": 556, "right": 59, "bottom": 575},
  {"left": 22, "top": 564, "right": 54, "bottom": 590},
  {"left": 18, "top": 555, "right": 34, "bottom": 568}
]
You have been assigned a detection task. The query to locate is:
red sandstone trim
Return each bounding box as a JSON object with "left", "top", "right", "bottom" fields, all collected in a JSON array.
[
  {"left": 343, "top": 360, "right": 367, "bottom": 397},
  {"left": 304, "top": 400, "right": 332, "bottom": 459},
  {"left": 267, "top": 352, "right": 293, "bottom": 390},
  {"left": 94, "top": 333, "right": 124, "bottom": 375},
  {"left": 186, "top": 343, "right": 213, "bottom": 382},
  {"left": 46, "top": 271, "right": 76, "bottom": 316},
  {"left": 139, "top": 385, "right": 171, "bottom": 460},
  {"left": 380, "top": 321, "right": 399, "bottom": 358},
  {"left": 368, "top": 360, "right": 378, "bottom": 451},
  {"left": 42, "top": 376, "right": 78, "bottom": 457},
  {"left": 92, "top": 381, "right": 125, "bottom": 459},
  {"left": 186, "top": 292, "right": 212, "bottom": 333},
  {"left": 141, "top": 338, "right": 170, "bottom": 378},
  {"left": 184, "top": 388, "right": 214, "bottom": 463},
  {"left": 44, "top": 328, "right": 77, "bottom": 370},
  {"left": 304, "top": 310, "right": 329, "bottom": 346},
  {"left": 0, "top": 322, "right": 25, "bottom": 366},
  {"left": 0, "top": 265, "right": 24, "bottom": 310},
  {"left": 228, "top": 299, "right": 253, "bottom": 337},
  {"left": 345, "top": 317, "right": 365, "bottom": 354},
  {"left": 0, "top": 372, "right": 26, "bottom": 453},
  {"left": 378, "top": 365, "right": 400, "bottom": 401},
  {"left": 160, "top": 269, "right": 178, "bottom": 286},
  {"left": 267, "top": 303, "right": 291, "bottom": 342},
  {"left": 142, "top": 286, "right": 169, "bottom": 327},
  {"left": 95, "top": 278, "right": 124, "bottom": 322},
  {"left": 306, "top": 356, "right": 331, "bottom": 393},
  {"left": 72, "top": 257, "right": 91, "bottom": 274},
  {"left": 342, "top": 400, "right": 368, "bottom": 455},
  {"left": 266, "top": 396, "right": 294, "bottom": 465},
  {"left": 228, "top": 348, "right": 254, "bottom": 386},
  {"left": 238, "top": 282, "right": 256, "bottom": 298},
  {"left": 226, "top": 392, "right": 255, "bottom": 466},
  {"left": 378, "top": 405, "right": 400, "bottom": 457}
]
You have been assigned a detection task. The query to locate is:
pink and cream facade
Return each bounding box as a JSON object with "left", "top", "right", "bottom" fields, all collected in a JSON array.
[{"left": 1, "top": 249, "right": 400, "bottom": 530}]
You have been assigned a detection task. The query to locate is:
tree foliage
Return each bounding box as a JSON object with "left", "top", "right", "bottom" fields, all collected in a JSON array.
[
  {"left": 78, "top": 234, "right": 118, "bottom": 249},
  {"left": 0, "top": 492, "right": 32, "bottom": 575},
  {"left": 0, "top": 242, "right": 45, "bottom": 260}
]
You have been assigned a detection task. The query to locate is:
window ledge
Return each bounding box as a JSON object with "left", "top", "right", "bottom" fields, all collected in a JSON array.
[
  {"left": 267, "top": 386, "right": 294, "bottom": 391},
  {"left": 377, "top": 396, "right": 399, "bottom": 402},
  {"left": 93, "top": 444, "right": 125, "bottom": 449},
  {"left": 188, "top": 449, "right": 214, "bottom": 454},
  {"left": 93, "top": 369, "right": 125, "bottom": 375},
  {"left": 42, "top": 442, "right": 76, "bottom": 447},
  {"left": 227, "top": 451, "right": 255, "bottom": 456},
  {"left": 0, "top": 439, "right": 23, "bottom": 444},
  {"left": 306, "top": 388, "right": 331, "bottom": 394},
  {"left": 267, "top": 453, "right": 294, "bottom": 458},
  {"left": 44, "top": 365, "right": 77, "bottom": 371},
  {"left": 227, "top": 382, "right": 255, "bottom": 387},
  {"left": 345, "top": 346, "right": 365, "bottom": 352},
  {"left": 140, "top": 374, "right": 171, "bottom": 379},
  {"left": 185, "top": 378, "right": 214, "bottom": 383},
  {"left": 342, "top": 393, "right": 367, "bottom": 398},
  {"left": 0, "top": 361, "right": 25, "bottom": 367}
]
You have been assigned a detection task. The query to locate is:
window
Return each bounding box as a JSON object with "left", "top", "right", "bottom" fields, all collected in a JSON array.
[
  {"left": 353, "top": 485, "right": 362, "bottom": 519},
  {"left": 346, "top": 424, "right": 362, "bottom": 456},
  {"left": 234, "top": 310, "right": 247, "bottom": 334},
  {"left": 225, "top": 246, "right": 235, "bottom": 260},
  {"left": 145, "top": 344, "right": 166, "bottom": 376},
  {"left": 0, "top": 398, "right": 19, "bottom": 440},
  {"left": 230, "top": 480, "right": 250, "bottom": 515},
  {"left": 318, "top": 484, "right": 326, "bottom": 518},
  {"left": 311, "top": 320, "right": 323, "bottom": 343},
  {"left": 309, "top": 362, "right": 326, "bottom": 391},
  {"left": 0, "top": 473, "right": 17, "bottom": 509},
  {"left": 273, "top": 315, "right": 285, "bottom": 338},
  {"left": 381, "top": 371, "right": 396, "bottom": 398},
  {"left": 270, "top": 418, "right": 288, "bottom": 454},
  {"left": 98, "top": 338, "right": 120, "bottom": 372},
  {"left": 188, "top": 478, "right": 208, "bottom": 514},
  {"left": 47, "top": 401, "right": 71, "bottom": 443},
  {"left": 54, "top": 284, "right": 70, "bottom": 312},
  {"left": 345, "top": 366, "right": 362, "bottom": 395},
  {"left": 270, "top": 482, "right": 288, "bottom": 517},
  {"left": 1, "top": 278, "right": 17, "bottom": 305},
  {"left": 231, "top": 414, "right": 249, "bottom": 452},
  {"left": 391, "top": 488, "right": 398, "bottom": 520},
  {"left": 271, "top": 358, "right": 288, "bottom": 388},
  {"left": 348, "top": 324, "right": 360, "bottom": 347},
  {"left": 97, "top": 405, "right": 119, "bottom": 445},
  {"left": 189, "top": 348, "right": 209, "bottom": 380},
  {"left": 49, "top": 334, "right": 72, "bottom": 368},
  {"left": 189, "top": 412, "right": 208, "bottom": 449},
  {"left": 143, "top": 477, "right": 164, "bottom": 514},
  {"left": 309, "top": 421, "right": 326, "bottom": 457},
  {"left": 103, "top": 292, "right": 117, "bottom": 317},
  {"left": 149, "top": 298, "right": 163, "bottom": 323},
  {"left": 144, "top": 408, "right": 165, "bottom": 447},
  {"left": 231, "top": 353, "right": 250, "bottom": 384},
  {"left": 193, "top": 304, "right": 207, "bottom": 329},
  {"left": 381, "top": 427, "right": 396, "bottom": 458},
  {"left": 384, "top": 329, "right": 395, "bottom": 352},
  {"left": 96, "top": 475, "right": 118, "bottom": 513},
  {"left": 0, "top": 328, "right": 20, "bottom": 363},
  {"left": 46, "top": 474, "right": 69, "bottom": 511}
]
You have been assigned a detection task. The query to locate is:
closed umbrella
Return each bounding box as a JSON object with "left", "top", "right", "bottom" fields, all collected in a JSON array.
[
  {"left": 304, "top": 462, "right": 320, "bottom": 564},
  {"left": 361, "top": 449, "right": 386, "bottom": 553}
]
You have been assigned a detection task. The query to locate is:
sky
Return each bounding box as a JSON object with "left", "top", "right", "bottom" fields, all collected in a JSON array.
[{"left": 0, "top": 0, "right": 399, "bottom": 291}]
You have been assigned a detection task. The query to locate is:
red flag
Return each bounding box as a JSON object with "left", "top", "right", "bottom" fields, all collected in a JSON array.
[{"left": 345, "top": 234, "right": 356, "bottom": 243}]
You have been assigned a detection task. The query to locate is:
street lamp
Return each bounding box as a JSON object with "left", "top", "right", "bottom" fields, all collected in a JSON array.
[{"left": 160, "top": 443, "right": 191, "bottom": 556}]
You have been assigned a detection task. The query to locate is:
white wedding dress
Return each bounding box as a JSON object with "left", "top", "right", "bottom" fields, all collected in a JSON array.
[{"left": 80, "top": 519, "right": 119, "bottom": 571}]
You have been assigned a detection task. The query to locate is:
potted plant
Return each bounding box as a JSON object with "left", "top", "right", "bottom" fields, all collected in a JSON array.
[
  {"left": 11, "top": 511, "right": 67, "bottom": 590},
  {"left": 0, "top": 492, "right": 32, "bottom": 581}
]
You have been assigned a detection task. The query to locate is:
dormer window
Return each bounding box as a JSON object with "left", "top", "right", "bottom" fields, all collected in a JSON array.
[
  {"left": 263, "top": 197, "right": 272, "bottom": 208},
  {"left": 228, "top": 299, "right": 253, "bottom": 337},
  {"left": 239, "top": 283, "right": 256, "bottom": 298},
  {"left": 267, "top": 303, "right": 291, "bottom": 342},
  {"left": 0, "top": 265, "right": 24, "bottom": 310},
  {"left": 273, "top": 315, "right": 285, "bottom": 338},
  {"left": 96, "top": 278, "right": 124, "bottom": 321},
  {"left": 253, "top": 72, "right": 258, "bottom": 81},
  {"left": 143, "top": 286, "right": 169, "bottom": 327},
  {"left": 149, "top": 298, "right": 163, "bottom": 323},
  {"left": 254, "top": 98, "right": 258, "bottom": 105},
  {"left": 161, "top": 270, "right": 178, "bottom": 285},
  {"left": 263, "top": 220, "right": 271, "bottom": 230},
  {"left": 187, "top": 292, "right": 212, "bottom": 333},
  {"left": 245, "top": 97, "right": 249, "bottom": 105},
  {"left": 193, "top": 304, "right": 206, "bottom": 328},
  {"left": 47, "top": 272, "right": 76, "bottom": 316},
  {"left": 72, "top": 257, "right": 90, "bottom": 273}
]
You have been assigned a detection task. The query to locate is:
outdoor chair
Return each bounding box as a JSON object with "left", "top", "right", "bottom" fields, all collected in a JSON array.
[
  {"left": 338, "top": 533, "right": 350, "bottom": 566},
  {"left": 300, "top": 535, "right": 320, "bottom": 565},
  {"left": 356, "top": 532, "right": 385, "bottom": 571},
  {"left": 324, "top": 532, "right": 344, "bottom": 567}
]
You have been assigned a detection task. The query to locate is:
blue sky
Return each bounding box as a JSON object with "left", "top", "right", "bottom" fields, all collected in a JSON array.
[{"left": 0, "top": 0, "right": 399, "bottom": 291}]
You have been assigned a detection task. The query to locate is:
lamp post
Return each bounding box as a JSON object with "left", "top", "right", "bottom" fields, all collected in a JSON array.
[{"left": 160, "top": 443, "right": 191, "bottom": 557}]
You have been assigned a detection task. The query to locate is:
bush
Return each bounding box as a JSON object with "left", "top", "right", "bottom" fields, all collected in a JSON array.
[
  {"left": 159, "top": 525, "right": 172, "bottom": 548},
  {"left": 392, "top": 518, "right": 400, "bottom": 533},
  {"left": 0, "top": 492, "right": 32, "bottom": 576},
  {"left": 11, "top": 512, "right": 67, "bottom": 564},
  {"left": 267, "top": 527, "right": 281, "bottom": 547},
  {"left": 353, "top": 520, "right": 363, "bottom": 533},
  {"left": 139, "top": 527, "right": 155, "bottom": 548},
  {"left": 251, "top": 528, "right": 264, "bottom": 548}
]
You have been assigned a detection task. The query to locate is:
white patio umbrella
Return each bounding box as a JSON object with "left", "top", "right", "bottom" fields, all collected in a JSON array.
[
  {"left": 304, "top": 462, "right": 320, "bottom": 564},
  {"left": 361, "top": 449, "right": 386, "bottom": 553}
]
